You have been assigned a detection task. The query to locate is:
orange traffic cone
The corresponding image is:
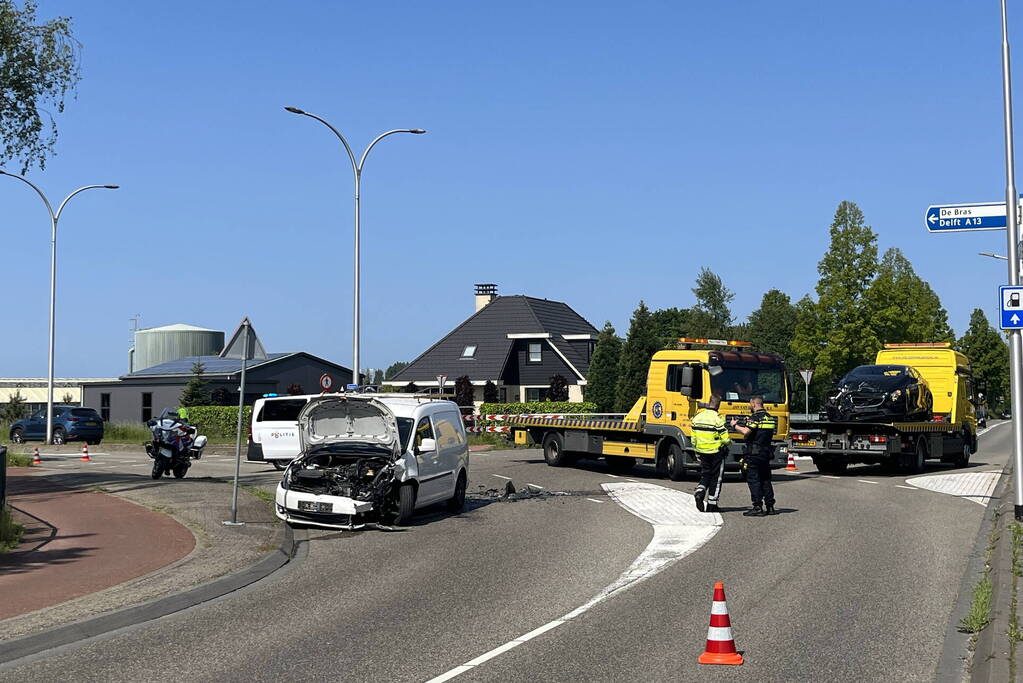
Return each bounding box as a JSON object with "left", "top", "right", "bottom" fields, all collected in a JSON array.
[
  {"left": 698, "top": 582, "right": 743, "bottom": 666},
  {"left": 80, "top": 444, "right": 91, "bottom": 462},
  {"left": 785, "top": 451, "right": 798, "bottom": 471},
  {"left": 32, "top": 448, "right": 41, "bottom": 465}
]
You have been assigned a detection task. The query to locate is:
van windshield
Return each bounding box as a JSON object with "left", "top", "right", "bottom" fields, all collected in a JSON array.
[
  {"left": 258, "top": 399, "right": 307, "bottom": 422},
  {"left": 397, "top": 417, "right": 414, "bottom": 452},
  {"left": 711, "top": 366, "right": 786, "bottom": 404}
]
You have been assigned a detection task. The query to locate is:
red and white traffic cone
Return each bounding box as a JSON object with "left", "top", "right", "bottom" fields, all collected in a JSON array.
[
  {"left": 80, "top": 444, "right": 91, "bottom": 462},
  {"left": 785, "top": 450, "right": 798, "bottom": 471},
  {"left": 698, "top": 581, "right": 743, "bottom": 666},
  {"left": 32, "top": 447, "right": 41, "bottom": 465}
]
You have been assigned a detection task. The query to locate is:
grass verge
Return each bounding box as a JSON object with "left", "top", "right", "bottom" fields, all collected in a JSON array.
[
  {"left": 1009, "top": 523, "right": 1023, "bottom": 680},
  {"left": 960, "top": 518, "right": 1000, "bottom": 644},
  {"left": 468, "top": 434, "right": 517, "bottom": 450},
  {"left": 5, "top": 450, "right": 33, "bottom": 467},
  {"left": 0, "top": 505, "right": 24, "bottom": 552}
]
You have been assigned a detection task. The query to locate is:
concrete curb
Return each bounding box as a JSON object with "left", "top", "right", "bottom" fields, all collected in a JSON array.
[
  {"left": 0, "top": 521, "right": 300, "bottom": 667},
  {"left": 936, "top": 457, "right": 1014, "bottom": 682}
]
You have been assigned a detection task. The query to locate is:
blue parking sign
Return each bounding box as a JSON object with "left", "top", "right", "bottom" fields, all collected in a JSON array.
[{"left": 1000, "top": 285, "right": 1023, "bottom": 329}]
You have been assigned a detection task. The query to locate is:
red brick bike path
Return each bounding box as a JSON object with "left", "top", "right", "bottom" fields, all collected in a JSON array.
[{"left": 0, "top": 470, "right": 194, "bottom": 620}]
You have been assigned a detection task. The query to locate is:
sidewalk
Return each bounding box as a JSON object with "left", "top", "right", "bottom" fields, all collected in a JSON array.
[
  {"left": 0, "top": 465, "right": 282, "bottom": 641},
  {"left": 1, "top": 470, "right": 194, "bottom": 620}
]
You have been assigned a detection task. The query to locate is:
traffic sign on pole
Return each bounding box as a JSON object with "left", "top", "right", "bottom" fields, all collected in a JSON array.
[
  {"left": 319, "top": 373, "right": 333, "bottom": 391},
  {"left": 925, "top": 200, "right": 1022, "bottom": 232},
  {"left": 1000, "top": 286, "right": 1023, "bottom": 329},
  {"left": 798, "top": 369, "right": 814, "bottom": 384}
]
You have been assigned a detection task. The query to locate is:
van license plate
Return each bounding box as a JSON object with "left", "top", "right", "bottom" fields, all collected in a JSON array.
[{"left": 298, "top": 501, "right": 332, "bottom": 513}]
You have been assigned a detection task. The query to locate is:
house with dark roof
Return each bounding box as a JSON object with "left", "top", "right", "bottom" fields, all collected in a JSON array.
[
  {"left": 82, "top": 352, "right": 352, "bottom": 423},
  {"left": 386, "top": 284, "right": 599, "bottom": 403}
]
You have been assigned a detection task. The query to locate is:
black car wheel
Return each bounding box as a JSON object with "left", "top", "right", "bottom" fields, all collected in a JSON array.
[
  {"left": 10, "top": 428, "right": 24, "bottom": 444},
  {"left": 447, "top": 471, "right": 467, "bottom": 513},
  {"left": 666, "top": 442, "right": 687, "bottom": 481},
  {"left": 52, "top": 428, "right": 66, "bottom": 445}
]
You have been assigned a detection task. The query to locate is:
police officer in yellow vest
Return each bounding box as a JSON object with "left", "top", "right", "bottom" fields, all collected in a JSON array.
[
  {"left": 730, "top": 395, "right": 778, "bottom": 516},
  {"left": 692, "top": 394, "right": 730, "bottom": 513}
]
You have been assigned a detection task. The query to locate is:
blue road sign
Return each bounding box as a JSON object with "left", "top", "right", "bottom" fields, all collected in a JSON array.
[
  {"left": 926, "top": 202, "right": 1010, "bottom": 232},
  {"left": 1000, "top": 286, "right": 1023, "bottom": 329}
]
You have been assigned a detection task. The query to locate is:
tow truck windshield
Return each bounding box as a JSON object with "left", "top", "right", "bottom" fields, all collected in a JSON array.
[{"left": 711, "top": 366, "right": 787, "bottom": 404}]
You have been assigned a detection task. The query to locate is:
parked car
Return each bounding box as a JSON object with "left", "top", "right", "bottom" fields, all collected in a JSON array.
[
  {"left": 275, "top": 395, "right": 469, "bottom": 529},
  {"left": 8, "top": 406, "right": 104, "bottom": 445},
  {"left": 247, "top": 394, "right": 315, "bottom": 470},
  {"left": 824, "top": 364, "right": 933, "bottom": 422}
]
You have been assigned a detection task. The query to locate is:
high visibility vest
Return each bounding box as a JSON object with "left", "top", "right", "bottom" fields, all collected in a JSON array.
[{"left": 691, "top": 408, "right": 730, "bottom": 454}]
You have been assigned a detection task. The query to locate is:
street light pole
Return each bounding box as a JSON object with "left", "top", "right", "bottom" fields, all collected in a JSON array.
[
  {"left": 284, "top": 107, "right": 424, "bottom": 382},
  {"left": 999, "top": 0, "right": 1023, "bottom": 521},
  {"left": 0, "top": 171, "right": 118, "bottom": 444}
]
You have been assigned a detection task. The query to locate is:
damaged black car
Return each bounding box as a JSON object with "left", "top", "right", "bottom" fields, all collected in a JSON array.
[{"left": 824, "top": 364, "right": 933, "bottom": 422}]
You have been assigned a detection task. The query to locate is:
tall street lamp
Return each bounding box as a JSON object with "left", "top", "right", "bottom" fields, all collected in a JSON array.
[
  {"left": 284, "top": 107, "right": 424, "bottom": 382},
  {"left": 0, "top": 170, "right": 118, "bottom": 444}
]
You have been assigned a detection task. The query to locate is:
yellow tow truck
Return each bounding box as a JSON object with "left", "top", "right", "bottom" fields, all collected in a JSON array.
[
  {"left": 789, "top": 343, "right": 979, "bottom": 474},
  {"left": 507, "top": 338, "right": 791, "bottom": 479}
]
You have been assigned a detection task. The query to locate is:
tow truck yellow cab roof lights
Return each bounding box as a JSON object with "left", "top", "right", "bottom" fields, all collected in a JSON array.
[
  {"left": 677, "top": 337, "right": 754, "bottom": 348},
  {"left": 883, "top": 343, "right": 953, "bottom": 349}
]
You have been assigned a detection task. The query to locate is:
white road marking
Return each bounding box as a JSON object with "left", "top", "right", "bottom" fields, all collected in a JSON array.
[
  {"left": 490, "top": 474, "right": 512, "bottom": 480},
  {"left": 586, "top": 498, "right": 605, "bottom": 504},
  {"left": 907, "top": 471, "right": 1002, "bottom": 506},
  {"left": 527, "top": 483, "right": 544, "bottom": 490},
  {"left": 625, "top": 478, "right": 639, "bottom": 482},
  {"left": 426, "top": 482, "right": 721, "bottom": 682},
  {"left": 821, "top": 475, "right": 841, "bottom": 479},
  {"left": 858, "top": 480, "right": 879, "bottom": 485},
  {"left": 604, "top": 474, "right": 621, "bottom": 479},
  {"left": 895, "top": 485, "right": 916, "bottom": 490}
]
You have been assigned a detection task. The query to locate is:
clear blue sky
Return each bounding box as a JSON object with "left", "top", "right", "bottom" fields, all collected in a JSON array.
[{"left": 2, "top": 1, "right": 1019, "bottom": 378}]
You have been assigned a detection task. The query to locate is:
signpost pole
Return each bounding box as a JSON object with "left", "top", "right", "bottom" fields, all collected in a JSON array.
[
  {"left": 1000, "top": 0, "right": 1023, "bottom": 521},
  {"left": 225, "top": 321, "right": 250, "bottom": 527}
]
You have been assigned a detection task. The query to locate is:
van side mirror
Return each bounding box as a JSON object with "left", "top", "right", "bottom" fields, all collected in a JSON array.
[
  {"left": 678, "top": 365, "right": 695, "bottom": 397},
  {"left": 416, "top": 438, "right": 436, "bottom": 454}
]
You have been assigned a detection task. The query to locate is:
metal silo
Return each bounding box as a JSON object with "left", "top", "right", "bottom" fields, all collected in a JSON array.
[{"left": 131, "top": 324, "right": 225, "bottom": 372}]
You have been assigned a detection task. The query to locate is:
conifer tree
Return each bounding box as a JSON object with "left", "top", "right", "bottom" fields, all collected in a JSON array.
[
  {"left": 587, "top": 322, "right": 622, "bottom": 412},
  {"left": 179, "top": 362, "right": 211, "bottom": 407},
  {"left": 690, "top": 268, "right": 734, "bottom": 339},
  {"left": 866, "top": 247, "right": 954, "bottom": 345},
  {"left": 615, "top": 302, "right": 660, "bottom": 412},
  {"left": 958, "top": 309, "right": 1010, "bottom": 412}
]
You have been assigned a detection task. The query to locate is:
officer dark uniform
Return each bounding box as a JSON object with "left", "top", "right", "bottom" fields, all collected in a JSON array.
[
  {"left": 691, "top": 394, "right": 730, "bottom": 513},
  {"left": 731, "top": 396, "right": 777, "bottom": 517}
]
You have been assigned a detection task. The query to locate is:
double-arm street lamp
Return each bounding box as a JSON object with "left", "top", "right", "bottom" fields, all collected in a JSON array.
[
  {"left": 0, "top": 170, "right": 118, "bottom": 444},
  {"left": 284, "top": 107, "right": 424, "bottom": 381}
]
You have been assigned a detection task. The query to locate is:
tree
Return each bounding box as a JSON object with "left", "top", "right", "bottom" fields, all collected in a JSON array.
[
  {"left": 547, "top": 374, "right": 569, "bottom": 402},
  {"left": 791, "top": 201, "right": 880, "bottom": 386},
  {"left": 866, "top": 247, "right": 954, "bottom": 345},
  {"left": 1, "top": 388, "right": 27, "bottom": 422},
  {"left": 403, "top": 381, "right": 419, "bottom": 393},
  {"left": 61, "top": 391, "right": 74, "bottom": 404},
  {"left": 454, "top": 375, "right": 475, "bottom": 407},
  {"left": 287, "top": 383, "right": 304, "bottom": 395},
  {"left": 650, "top": 307, "right": 691, "bottom": 347},
  {"left": 615, "top": 301, "right": 660, "bottom": 412},
  {"left": 179, "top": 362, "right": 211, "bottom": 407},
  {"left": 385, "top": 361, "right": 409, "bottom": 380},
  {"left": 0, "top": 0, "right": 82, "bottom": 173},
  {"left": 483, "top": 380, "right": 499, "bottom": 403},
  {"left": 587, "top": 321, "right": 622, "bottom": 412},
  {"left": 372, "top": 369, "right": 384, "bottom": 385},
  {"left": 958, "top": 309, "right": 1010, "bottom": 412},
  {"left": 690, "top": 268, "right": 734, "bottom": 339},
  {"left": 748, "top": 289, "right": 797, "bottom": 361},
  {"left": 211, "top": 387, "right": 230, "bottom": 406}
]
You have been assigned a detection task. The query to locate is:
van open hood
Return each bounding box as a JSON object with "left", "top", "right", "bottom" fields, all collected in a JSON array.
[{"left": 297, "top": 396, "right": 400, "bottom": 457}]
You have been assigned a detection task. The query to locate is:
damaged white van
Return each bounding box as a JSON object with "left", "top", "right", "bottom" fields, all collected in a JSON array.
[{"left": 274, "top": 395, "right": 469, "bottom": 529}]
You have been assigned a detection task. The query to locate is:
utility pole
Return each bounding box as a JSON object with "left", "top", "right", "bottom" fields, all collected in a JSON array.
[{"left": 1000, "top": 0, "right": 1023, "bottom": 521}]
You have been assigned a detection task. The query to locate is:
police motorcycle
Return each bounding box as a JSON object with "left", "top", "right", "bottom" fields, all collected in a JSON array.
[{"left": 145, "top": 409, "right": 208, "bottom": 480}]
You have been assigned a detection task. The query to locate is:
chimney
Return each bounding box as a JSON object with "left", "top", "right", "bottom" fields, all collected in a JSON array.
[{"left": 475, "top": 283, "right": 497, "bottom": 312}]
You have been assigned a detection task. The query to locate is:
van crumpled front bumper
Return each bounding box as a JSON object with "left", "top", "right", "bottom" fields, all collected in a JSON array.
[{"left": 275, "top": 484, "right": 376, "bottom": 529}]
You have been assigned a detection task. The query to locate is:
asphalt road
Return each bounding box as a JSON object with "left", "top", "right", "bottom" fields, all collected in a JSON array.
[{"left": 0, "top": 427, "right": 1008, "bottom": 682}]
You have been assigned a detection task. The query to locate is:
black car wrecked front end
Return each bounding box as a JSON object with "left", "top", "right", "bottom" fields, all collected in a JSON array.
[{"left": 823, "top": 365, "right": 932, "bottom": 422}]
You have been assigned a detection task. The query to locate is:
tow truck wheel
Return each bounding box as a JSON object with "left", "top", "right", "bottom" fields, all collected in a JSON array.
[
  {"left": 542, "top": 432, "right": 569, "bottom": 467},
  {"left": 903, "top": 437, "right": 927, "bottom": 474},
  {"left": 952, "top": 432, "right": 971, "bottom": 468},
  {"left": 666, "top": 443, "right": 687, "bottom": 481}
]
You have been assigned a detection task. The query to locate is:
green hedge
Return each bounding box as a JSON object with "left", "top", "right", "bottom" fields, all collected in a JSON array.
[
  {"left": 183, "top": 406, "right": 253, "bottom": 439},
  {"left": 478, "top": 401, "right": 598, "bottom": 416}
]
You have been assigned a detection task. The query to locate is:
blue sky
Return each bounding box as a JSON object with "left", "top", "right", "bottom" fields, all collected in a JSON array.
[{"left": 1, "top": 1, "right": 1019, "bottom": 378}]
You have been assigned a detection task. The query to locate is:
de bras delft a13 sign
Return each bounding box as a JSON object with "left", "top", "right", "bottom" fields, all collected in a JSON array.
[{"left": 925, "top": 200, "right": 1021, "bottom": 232}]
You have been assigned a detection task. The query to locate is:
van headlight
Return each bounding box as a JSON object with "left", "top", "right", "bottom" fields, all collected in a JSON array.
[{"left": 279, "top": 468, "right": 291, "bottom": 490}]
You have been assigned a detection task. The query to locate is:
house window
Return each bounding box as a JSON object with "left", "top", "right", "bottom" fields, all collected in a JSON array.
[
  {"left": 100, "top": 393, "right": 111, "bottom": 422},
  {"left": 141, "top": 392, "right": 152, "bottom": 423},
  {"left": 526, "top": 387, "right": 548, "bottom": 402},
  {"left": 528, "top": 342, "right": 542, "bottom": 363},
  {"left": 461, "top": 344, "right": 477, "bottom": 359}
]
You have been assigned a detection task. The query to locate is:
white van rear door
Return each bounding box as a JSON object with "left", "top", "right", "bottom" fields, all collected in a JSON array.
[{"left": 254, "top": 398, "right": 308, "bottom": 459}]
